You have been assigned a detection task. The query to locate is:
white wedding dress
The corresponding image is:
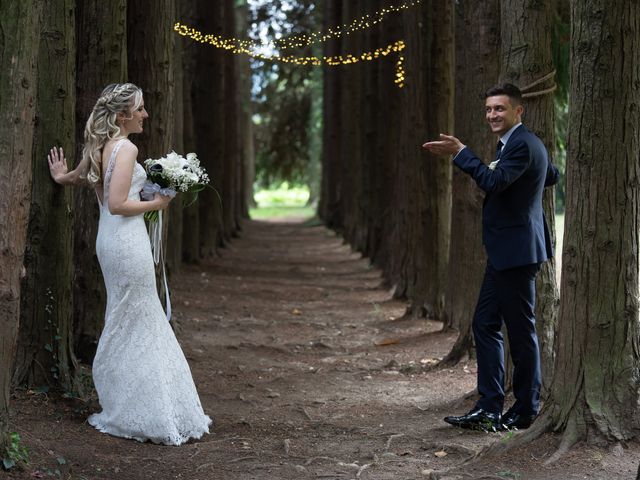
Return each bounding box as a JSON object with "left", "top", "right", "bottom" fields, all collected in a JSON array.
[{"left": 88, "top": 138, "right": 212, "bottom": 445}]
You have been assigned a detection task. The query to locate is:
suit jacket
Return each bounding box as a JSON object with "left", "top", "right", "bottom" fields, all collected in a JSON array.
[{"left": 454, "top": 125, "right": 559, "bottom": 271}]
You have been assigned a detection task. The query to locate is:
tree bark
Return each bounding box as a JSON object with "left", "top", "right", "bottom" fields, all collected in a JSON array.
[
  {"left": 236, "top": 0, "right": 255, "bottom": 216},
  {"left": 500, "top": 0, "right": 559, "bottom": 393},
  {"left": 74, "top": 0, "right": 127, "bottom": 363},
  {"left": 179, "top": 1, "right": 200, "bottom": 264},
  {"left": 127, "top": 0, "right": 175, "bottom": 318},
  {"left": 14, "top": 0, "right": 78, "bottom": 391},
  {"left": 372, "top": 8, "right": 402, "bottom": 278},
  {"left": 319, "top": 0, "right": 343, "bottom": 230},
  {"left": 127, "top": 0, "right": 175, "bottom": 161},
  {"left": 222, "top": 0, "right": 241, "bottom": 239},
  {"left": 441, "top": 0, "right": 500, "bottom": 364},
  {"left": 167, "top": 0, "right": 185, "bottom": 274},
  {"left": 195, "top": 0, "right": 225, "bottom": 257},
  {"left": 544, "top": 0, "right": 640, "bottom": 447},
  {"left": 0, "top": 0, "right": 43, "bottom": 450},
  {"left": 411, "top": 0, "right": 453, "bottom": 319}
]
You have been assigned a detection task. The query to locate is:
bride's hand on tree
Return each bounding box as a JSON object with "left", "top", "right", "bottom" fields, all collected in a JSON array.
[{"left": 47, "top": 147, "right": 69, "bottom": 183}]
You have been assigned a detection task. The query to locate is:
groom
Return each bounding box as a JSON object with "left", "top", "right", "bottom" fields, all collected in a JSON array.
[{"left": 422, "top": 83, "right": 559, "bottom": 431}]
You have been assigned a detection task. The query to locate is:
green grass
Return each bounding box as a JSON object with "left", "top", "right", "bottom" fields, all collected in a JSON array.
[
  {"left": 250, "top": 205, "right": 316, "bottom": 219},
  {"left": 250, "top": 184, "right": 315, "bottom": 220}
]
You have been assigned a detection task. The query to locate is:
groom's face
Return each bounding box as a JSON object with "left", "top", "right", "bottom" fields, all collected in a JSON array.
[{"left": 485, "top": 95, "right": 523, "bottom": 136}]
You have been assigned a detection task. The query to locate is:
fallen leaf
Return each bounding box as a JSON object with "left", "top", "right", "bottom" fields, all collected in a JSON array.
[
  {"left": 420, "top": 358, "right": 439, "bottom": 365},
  {"left": 434, "top": 450, "right": 448, "bottom": 458},
  {"left": 376, "top": 338, "right": 400, "bottom": 346},
  {"left": 291, "top": 308, "right": 302, "bottom": 315}
]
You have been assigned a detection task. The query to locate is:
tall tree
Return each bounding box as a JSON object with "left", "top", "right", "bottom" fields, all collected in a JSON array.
[
  {"left": 382, "top": 0, "right": 453, "bottom": 319},
  {"left": 222, "top": 0, "right": 242, "bottom": 239},
  {"left": 127, "top": 0, "right": 175, "bottom": 318},
  {"left": 319, "top": 0, "right": 343, "bottom": 229},
  {"left": 74, "top": 0, "right": 127, "bottom": 363},
  {"left": 411, "top": 0, "right": 453, "bottom": 319},
  {"left": 442, "top": 0, "right": 500, "bottom": 364},
  {"left": 167, "top": 0, "right": 186, "bottom": 274},
  {"left": 371, "top": 4, "right": 403, "bottom": 275},
  {"left": 339, "top": 0, "right": 364, "bottom": 249},
  {"left": 543, "top": 0, "right": 640, "bottom": 453},
  {"left": 195, "top": 0, "right": 225, "bottom": 257},
  {"left": 236, "top": 0, "right": 256, "bottom": 216},
  {"left": 127, "top": 0, "right": 175, "bottom": 161},
  {"left": 499, "top": 0, "right": 640, "bottom": 460},
  {"left": 179, "top": 0, "right": 200, "bottom": 264},
  {"left": 0, "top": 0, "right": 43, "bottom": 451},
  {"left": 13, "top": 0, "right": 78, "bottom": 391},
  {"left": 500, "top": 0, "right": 559, "bottom": 393}
]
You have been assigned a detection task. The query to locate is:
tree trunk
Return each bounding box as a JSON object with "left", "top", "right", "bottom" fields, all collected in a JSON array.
[
  {"left": 196, "top": 0, "right": 225, "bottom": 257},
  {"left": 0, "top": 0, "right": 43, "bottom": 450},
  {"left": 441, "top": 0, "right": 500, "bottom": 364},
  {"left": 319, "top": 0, "right": 343, "bottom": 230},
  {"left": 543, "top": 0, "right": 640, "bottom": 448},
  {"left": 372, "top": 8, "right": 402, "bottom": 278},
  {"left": 500, "top": 0, "right": 559, "bottom": 394},
  {"left": 167, "top": 0, "right": 185, "bottom": 274},
  {"left": 127, "top": 0, "right": 175, "bottom": 317},
  {"left": 127, "top": 0, "right": 175, "bottom": 161},
  {"left": 222, "top": 0, "right": 241, "bottom": 239},
  {"left": 411, "top": 0, "right": 453, "bottom": 319},
  {"left": 74, "top": 0, "right": 127, "bottom": 363},
  {"left": 14, "top": 0, "right": 78, "bottom": 392},
  {"left": 339, "top": 1, "right": 362, "bottom": 249},
  {"left": 236, "top": 0, "right": 256, "bottom": 216},
  {"left": 179, "top": 1, "right": 200, "bottom": 264}
]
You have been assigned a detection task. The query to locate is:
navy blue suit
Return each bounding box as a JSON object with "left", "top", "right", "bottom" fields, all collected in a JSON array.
[{"left": 454, "top": 125, "right": 559, "bottom": 416}]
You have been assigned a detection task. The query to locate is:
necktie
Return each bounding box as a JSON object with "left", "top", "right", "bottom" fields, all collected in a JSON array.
[
  {"left": 488, "top": 140, "right": 503, "bottom": 170},
  {"left": 495, "top": 140, "right": 503, "bottom": 160}
]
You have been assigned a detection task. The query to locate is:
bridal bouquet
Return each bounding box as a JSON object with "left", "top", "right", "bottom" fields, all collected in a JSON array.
[{"left": 141, "top": 151, "right": 210, "bottom": 222}]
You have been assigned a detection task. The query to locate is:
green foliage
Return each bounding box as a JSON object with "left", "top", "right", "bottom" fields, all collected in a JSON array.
[
  {"left": 254, "top": 183, "right": 310, "bottom": 206},
  {"left": 250, "top": 205, "right": 315, "bottom": 219},
  {"left": 2, "top": 432, "right": 29, "bottom": 471},
  {"left": 552, "top": 3, "right": 569, "bottom": 213},
  {"left": 250, "top": 183, "right": 314, "bottom": 219},
  {"left": 249, "top": 0, "right": 323, "bottom": 189},
  {"left": 249, "top": 182, "right": 315, "bottom": 219}
]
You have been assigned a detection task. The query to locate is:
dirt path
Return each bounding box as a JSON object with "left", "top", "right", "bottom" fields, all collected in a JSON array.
[{"left": 10, "top": 220, "right": 639, "bottom": 479}]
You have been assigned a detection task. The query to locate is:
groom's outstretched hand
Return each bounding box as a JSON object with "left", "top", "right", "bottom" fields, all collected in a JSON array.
[{"left": 422, "top": 134, "right": 465, "bottom": 157}]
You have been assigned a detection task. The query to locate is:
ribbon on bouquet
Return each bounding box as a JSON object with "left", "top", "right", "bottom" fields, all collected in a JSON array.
[
  {"left": 141, "top": 181, "right": 177, "bottom": 201},
  {"left": 148, "top": 211, "right": 172, "bottom": 321}
]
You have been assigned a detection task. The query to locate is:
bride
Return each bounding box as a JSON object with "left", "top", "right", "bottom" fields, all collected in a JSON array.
[{"left": 48, "top": 83, "right": 212, "bottom": 445}]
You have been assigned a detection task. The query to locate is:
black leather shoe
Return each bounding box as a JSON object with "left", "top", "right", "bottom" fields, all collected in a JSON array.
[
  {"left": 500, "top": 410, "right": 536, "bottom": 430},
  {"left": 444, "top": 407, "right": 501, "bottom": 432}
]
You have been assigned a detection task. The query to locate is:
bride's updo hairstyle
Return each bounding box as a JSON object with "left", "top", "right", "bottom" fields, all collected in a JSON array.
[{"left": 83, "top": 83, "right": 143, "bottom": 185}]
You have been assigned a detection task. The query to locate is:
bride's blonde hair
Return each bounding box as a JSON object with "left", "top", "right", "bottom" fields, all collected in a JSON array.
[{"left": 83, "top": 83, "right": 143, "bottom": 185}]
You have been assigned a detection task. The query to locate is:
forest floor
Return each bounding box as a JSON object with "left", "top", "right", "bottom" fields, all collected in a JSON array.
[{"left": 8, "top": 218, "right": 640, "bottom": 480}]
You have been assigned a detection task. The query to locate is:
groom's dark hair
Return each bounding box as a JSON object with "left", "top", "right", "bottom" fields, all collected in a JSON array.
[{"left": 485, "top": 83, "right": 523, "bottom": 106}]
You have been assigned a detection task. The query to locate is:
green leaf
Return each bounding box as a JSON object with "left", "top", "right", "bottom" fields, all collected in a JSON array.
[
  {"left": 44, "top": 343, "right": 53, "bottom": 353},
  {"left": 2, "top": 458, "right": 16, "bottom": 470},
  {"left": 56, "top": 457, "right": 66, "bottom": 465}
]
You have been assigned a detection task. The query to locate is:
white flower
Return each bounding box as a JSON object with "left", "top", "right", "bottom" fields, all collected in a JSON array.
[{"left": 145, "top": 150, "right": 210, "bottom": 193}]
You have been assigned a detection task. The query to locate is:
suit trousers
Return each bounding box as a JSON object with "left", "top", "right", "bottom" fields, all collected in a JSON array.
[{"left": 473, "top": 261, "right": 541, "bottom": 416}]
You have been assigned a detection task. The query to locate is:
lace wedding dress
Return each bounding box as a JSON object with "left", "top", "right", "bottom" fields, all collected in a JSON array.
[{"left": 88, "top": 139, "right": 212, "bottom": 445}]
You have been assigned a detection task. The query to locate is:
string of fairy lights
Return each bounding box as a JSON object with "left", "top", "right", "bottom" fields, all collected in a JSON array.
[{"left": 174, "top": 0, "right": 424, "bottom": 88}]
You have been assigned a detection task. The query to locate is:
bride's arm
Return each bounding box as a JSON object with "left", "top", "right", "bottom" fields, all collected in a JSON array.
[
  {"left": 108, "top": 143, "right": 172, "bottom": 216},
  {"left": 48, "top": 147, "right": 89, "bottom": 185}
]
